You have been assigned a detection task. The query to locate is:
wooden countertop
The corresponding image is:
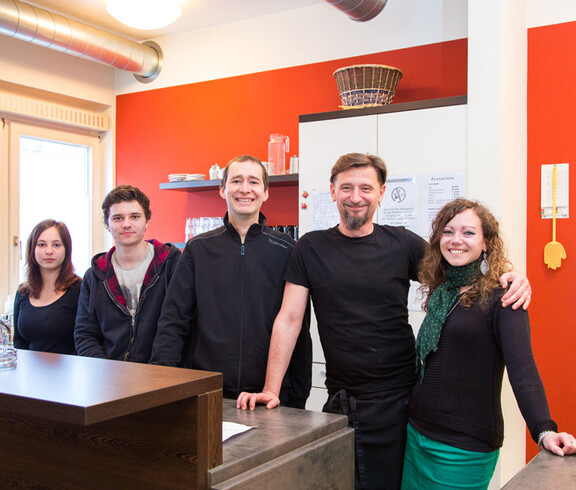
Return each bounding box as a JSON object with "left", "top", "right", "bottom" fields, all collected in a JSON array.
[{"left": 0, "top": 350, "right": 222, "bottom": 425}]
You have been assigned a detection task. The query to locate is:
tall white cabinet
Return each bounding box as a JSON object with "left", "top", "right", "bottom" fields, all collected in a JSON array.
[{"left": 298, "top": 96, "right": 468, "bottom": 411}]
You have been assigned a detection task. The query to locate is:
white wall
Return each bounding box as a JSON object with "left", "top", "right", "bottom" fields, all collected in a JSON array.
[
  {"left": 0, "top": 36, "right": 115, "bottom": 106},
  {"left": 115, "top": 0, "right": 468, "bottom": 94},
  {"left": 528, "top": 0, "right": 576, "bottom": 28}
]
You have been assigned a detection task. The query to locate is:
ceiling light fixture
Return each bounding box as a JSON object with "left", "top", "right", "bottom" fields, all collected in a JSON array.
[{"left": 106, "top": 0, "right": 182, "bottom": 30}]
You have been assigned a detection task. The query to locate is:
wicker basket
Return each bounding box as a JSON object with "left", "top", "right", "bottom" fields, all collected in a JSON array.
[{"left": 333, "top": 64, "right": 403, "bottom": 109}]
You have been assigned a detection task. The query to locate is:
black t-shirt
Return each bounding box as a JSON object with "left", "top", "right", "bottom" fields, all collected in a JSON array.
[{"left": 285, "top": 224, "right": 426, "bottom": 394}]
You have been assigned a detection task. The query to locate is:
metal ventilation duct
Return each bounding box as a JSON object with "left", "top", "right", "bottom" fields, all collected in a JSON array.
[
  {"left": 0, "top": 0, "right": 162, "bottom": 83},
  {"left": 325, "top": 0, "right": 387, "bottom": 22}
]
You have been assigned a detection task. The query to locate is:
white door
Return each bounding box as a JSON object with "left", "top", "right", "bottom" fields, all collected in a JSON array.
[{"left": 3, "top": 122, "right": 103, "bottom": 310}]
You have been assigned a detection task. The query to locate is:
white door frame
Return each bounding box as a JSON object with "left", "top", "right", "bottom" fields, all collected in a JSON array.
[{"left": 1, "top": 121, "right": 104, "bottom": 311}]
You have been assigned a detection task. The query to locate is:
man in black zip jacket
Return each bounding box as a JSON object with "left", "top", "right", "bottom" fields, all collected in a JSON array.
[
  {"left": 74, "top": 185, "right": 181, "bottom": 363},
  {"left": 150, "top": 155, "right": 312, "bottom": 408}
]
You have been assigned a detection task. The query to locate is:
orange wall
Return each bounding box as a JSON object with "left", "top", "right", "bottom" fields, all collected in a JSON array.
[
  {"left": 116, "top": 39, "right": 467, "bottom": 243},
  {"left": 527, "top": 21, "right": 576, "bottom": 459}
]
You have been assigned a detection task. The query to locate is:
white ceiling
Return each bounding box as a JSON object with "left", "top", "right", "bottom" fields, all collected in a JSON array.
[{"left": 25, "top": 0, "right": 324, "bottom": 41}]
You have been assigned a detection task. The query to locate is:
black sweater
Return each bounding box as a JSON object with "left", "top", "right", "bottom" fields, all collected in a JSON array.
[{"left": 410, "top": 288, "right": 557, "bottom": 452}]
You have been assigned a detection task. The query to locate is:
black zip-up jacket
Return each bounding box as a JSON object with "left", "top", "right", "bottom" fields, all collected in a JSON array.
[
  {"left": 74, "top": 239, "right": 181, "bottom": 363},
  {"left": 150, "top": 213, "right": 312, "bottom": 408}
]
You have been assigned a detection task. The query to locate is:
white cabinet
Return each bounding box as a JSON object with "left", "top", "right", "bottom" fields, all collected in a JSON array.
[{"left": 299, "top": 97, "right": 467, "bottom": 411}]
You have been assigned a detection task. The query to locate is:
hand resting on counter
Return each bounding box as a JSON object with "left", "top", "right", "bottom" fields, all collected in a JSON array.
[
  {"left": 237, "top": 391, "right": 280, "bottom": 411},
  {"left": 542, "top": 432, "right": 576, "bottom": 457}
]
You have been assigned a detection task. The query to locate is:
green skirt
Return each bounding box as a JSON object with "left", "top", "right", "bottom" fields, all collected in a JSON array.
[{"left": 401, "top": 423, "right": 499, "bottom": 490}]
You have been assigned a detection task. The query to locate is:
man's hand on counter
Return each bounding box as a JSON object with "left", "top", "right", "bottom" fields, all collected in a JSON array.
[{"left": 236, "top": 391, "right": 280, "bottom": 411}]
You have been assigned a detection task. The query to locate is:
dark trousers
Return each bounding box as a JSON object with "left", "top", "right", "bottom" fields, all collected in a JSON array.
[{"left": 323, "top": 385, "right": 412, "bottom": 490}]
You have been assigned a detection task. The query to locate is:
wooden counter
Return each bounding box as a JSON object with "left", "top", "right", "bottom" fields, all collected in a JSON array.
[
  {"left": 502, "top": 449, "right": 576, "bottom": 489},
  {"left": 0, "top": 351, "right": 354, "bottom": 489},
  {"left": 0, "top": 350, "right": 222, "bottom": 488}
]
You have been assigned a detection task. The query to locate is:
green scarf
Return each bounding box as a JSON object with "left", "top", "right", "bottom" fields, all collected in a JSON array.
[{"left": 415, "top": 259, "right": 481, "bottom": 381}]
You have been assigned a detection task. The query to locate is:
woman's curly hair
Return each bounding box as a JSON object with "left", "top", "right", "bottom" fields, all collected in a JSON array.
[{"left": 418, "top": 198, "right": 512, "bottom": 309}]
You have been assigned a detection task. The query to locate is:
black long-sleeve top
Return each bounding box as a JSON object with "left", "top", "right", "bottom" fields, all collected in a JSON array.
[
  {"left": 13, "top": 280, "right": 81, "bottom": 354},
  {"left": 410, "top": 288, "right": 557, "bottom": 452}
]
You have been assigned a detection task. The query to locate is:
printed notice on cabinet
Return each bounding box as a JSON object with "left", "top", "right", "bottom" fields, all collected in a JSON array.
[
  {"left": 378, "top": 175, "right": 420, "bottom": 235},
  {"left": 312, "top": 191, "right": 340, "bottom": 231},
  {"left": 420, "top": 172, "right": 466, "bottom": 236}
]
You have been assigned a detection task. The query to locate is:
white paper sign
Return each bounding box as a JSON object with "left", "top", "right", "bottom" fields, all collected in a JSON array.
[
  {"left": 420, "top": 172, "right": 466, "bottom": 237},
  {"left": 312, "top": 191, "right": 340, "bottom": 231},
  {"left": 378, "top": 175, "right": 420, "bottom": 235}
]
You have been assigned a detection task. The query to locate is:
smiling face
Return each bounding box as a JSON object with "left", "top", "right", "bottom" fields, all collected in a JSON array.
[
  {"left": 105, "top": 200, "right": 149, "bottom": 249},
  {"left": 34, "top": 226, "right": 66, "bottom": 273},
  {"left": 219, "top": 159, "right": 269, "bottom": 223},
  {"left": 330, "top": 165, "right": 385, "bottom": 236},
  {"left": 440, "top": 208, "right": 487, "bottom": 267}
]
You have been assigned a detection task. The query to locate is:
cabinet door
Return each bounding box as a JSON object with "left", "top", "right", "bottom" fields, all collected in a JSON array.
[
  {"left": 377, "top": 105, "right": 467, "bottom": 177},
  {"left": 298, "top": 115, "right": 378, "bottom": 235}
]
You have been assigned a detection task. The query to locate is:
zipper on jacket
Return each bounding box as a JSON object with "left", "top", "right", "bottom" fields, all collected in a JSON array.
[
  {"left": 123, "top": 313, "right": 136, "bottom": 361},
  {"left": 104, "top": 273, "right": 161, "bottom": 362},
  {"left": 122, "top": 273, "right": 161, "bottom": 361},
  {"left": 237, "top": 242, "right": 245, "bottom": 395}
]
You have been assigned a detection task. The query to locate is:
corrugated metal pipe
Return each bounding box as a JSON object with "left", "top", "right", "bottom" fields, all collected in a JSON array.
[
  {"left": 324, "top": 0, "right": 387, "bottom": 22},
  {"left": 0, "top": 0, "right": 162, "bottom": 83}
]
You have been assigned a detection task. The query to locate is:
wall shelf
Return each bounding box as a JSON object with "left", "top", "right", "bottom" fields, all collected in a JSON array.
[{"left": 160, "top": 173, "right": 298, "bottom": 192}]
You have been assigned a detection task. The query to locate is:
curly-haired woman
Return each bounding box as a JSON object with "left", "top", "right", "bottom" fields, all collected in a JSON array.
[{"left": 402, "top": 198, "right": 576, "bottom": 489}]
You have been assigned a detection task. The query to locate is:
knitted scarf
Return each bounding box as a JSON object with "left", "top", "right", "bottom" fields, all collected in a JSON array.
[{"left": 415, "top": 259, "right": 481, "bottom": 381}]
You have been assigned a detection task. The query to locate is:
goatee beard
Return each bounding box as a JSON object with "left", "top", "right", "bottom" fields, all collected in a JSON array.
[{"left": 344, "top": 210, "right": 369, "bottom": 230}]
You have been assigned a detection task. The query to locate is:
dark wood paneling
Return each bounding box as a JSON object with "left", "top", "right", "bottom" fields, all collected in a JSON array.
[{"left": 0, "top": 398, "right": 206, "bottom": 488}]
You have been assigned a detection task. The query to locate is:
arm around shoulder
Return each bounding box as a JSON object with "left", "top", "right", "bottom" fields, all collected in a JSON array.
[{"left": 500, "top": 269, "right": 531, "bottom": 310}]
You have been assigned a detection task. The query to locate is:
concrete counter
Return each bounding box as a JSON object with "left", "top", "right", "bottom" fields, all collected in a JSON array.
[
  {"left": 502, "top": 449, "right": 576, "bottom": 489},
  {"left": 212, "top": 400, "right": 354, "bottom": 489}
]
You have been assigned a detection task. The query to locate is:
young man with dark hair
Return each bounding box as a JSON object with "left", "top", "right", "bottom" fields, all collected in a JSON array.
[
  {"left": 75, "top": 185, "right": 180, "bottom": 362},
  {"left": 150, "top": 155, "right": 311, "bottom": 408}
]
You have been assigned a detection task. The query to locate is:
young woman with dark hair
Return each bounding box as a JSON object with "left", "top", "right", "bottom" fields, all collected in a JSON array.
[{"left": 13, "top": 219, "right": 81, "bottom": 354}]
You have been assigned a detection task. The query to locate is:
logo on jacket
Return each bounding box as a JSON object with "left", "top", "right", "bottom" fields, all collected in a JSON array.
[{"left": 268, "top": 238, "right": 289, "bottom": 249}]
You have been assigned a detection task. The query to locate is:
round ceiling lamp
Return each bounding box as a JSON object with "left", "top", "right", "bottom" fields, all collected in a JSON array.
[{"left": 106, "top": 0, "right": 182, "bottom": 30}]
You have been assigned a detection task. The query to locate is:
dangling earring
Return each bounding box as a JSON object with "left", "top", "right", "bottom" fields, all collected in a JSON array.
[{"left": 480, "top": 251, "right": 489, "bottom": 276}]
